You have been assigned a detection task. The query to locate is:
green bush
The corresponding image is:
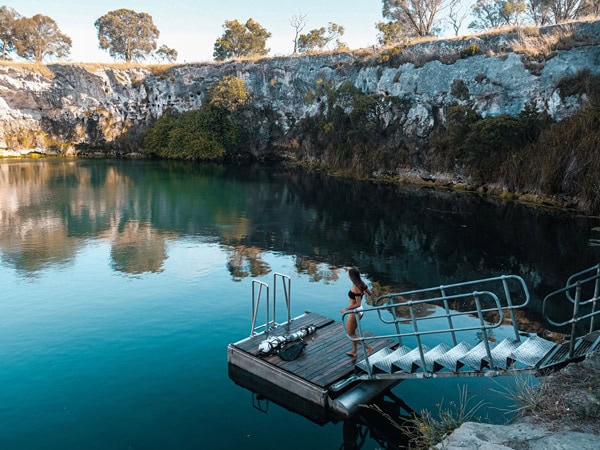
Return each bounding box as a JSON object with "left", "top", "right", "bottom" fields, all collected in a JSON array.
[
  {"left": 556, "top": 69, "right": 600, "bottom": 106},
  {"left": 429, "top": 104, "right": 551, "bottom": 184},
  {"left": 208, "top": 75, "right": 250, "bottom": 112},
  {"left": 143, "top": 75, "right": 253, "bottom": 161},
  {"left": 461, "top": 43, "right": 480, "bottom": 58},
  {"left": 143, "top": 107, "right": 238, "bottom": 160}
]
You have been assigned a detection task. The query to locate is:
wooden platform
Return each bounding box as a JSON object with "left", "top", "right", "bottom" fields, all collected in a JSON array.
[{"left": 228, "top": 311, "right": 400, "bottom": 423}]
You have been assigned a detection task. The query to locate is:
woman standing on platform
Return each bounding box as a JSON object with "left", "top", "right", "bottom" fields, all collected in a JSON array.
[{"left": 341, "top": 268, "right": 373, "bottom": 358}]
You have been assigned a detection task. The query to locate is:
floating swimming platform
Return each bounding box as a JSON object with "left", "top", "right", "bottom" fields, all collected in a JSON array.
[{"left": 228, "top": 310, "right": 400, "bottom": 424}]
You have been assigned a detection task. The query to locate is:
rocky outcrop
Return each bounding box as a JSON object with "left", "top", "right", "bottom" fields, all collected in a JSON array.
[
  {"left": 438, "top": 351, "right": 600, "bottom": 449},
  {"left": 0, "top": 21, "right": 599, "bottom": 158}
]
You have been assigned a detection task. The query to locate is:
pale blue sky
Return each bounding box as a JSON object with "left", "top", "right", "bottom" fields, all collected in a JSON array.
[{"left": 12, "top": 0, "right": 384, "bottom": 62}]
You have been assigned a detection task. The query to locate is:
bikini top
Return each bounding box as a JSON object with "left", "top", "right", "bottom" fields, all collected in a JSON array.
[{"left": 348, "top": 290, "right": 363, "bottom": 300}]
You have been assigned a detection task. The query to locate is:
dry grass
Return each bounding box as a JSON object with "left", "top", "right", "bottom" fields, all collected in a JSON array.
[
  {"left": 0, "top": 61, "right": 55, "bottom": 78},
  {"left": 506, "top": 352, "right": 600, "bottom": 432},
  {"left": 400, "top": 386, "right": 487, "bottom": 448},
  {"left": 510, "top": 28, "right": 576, "bottom": 56}
]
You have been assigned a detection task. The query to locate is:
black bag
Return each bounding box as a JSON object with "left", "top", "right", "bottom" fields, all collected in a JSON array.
[{"left": 277, "top": 340, "right": 306, "bottom": 361}]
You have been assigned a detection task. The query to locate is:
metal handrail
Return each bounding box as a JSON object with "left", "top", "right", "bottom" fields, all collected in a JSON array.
[
  {"left": 250, "top": 273, "right": 292, "bottom": 336},
  {"left": 343, "top": 290, "right": 505, "bottom": 377},
  {"left": 373, "top": 275, "right": 529, "bottom": 345},
  {"left": 566, "top": 264, "right": 600, "bottom": 298},
  {"left": 542, "top": 264, "right": 600, "bottom": 358},
  {"left": 251, "top": 280, "right": 270, "bottom": 336},
  {"left": 273, "top": 272, "right": 292, "bottom": 325}
]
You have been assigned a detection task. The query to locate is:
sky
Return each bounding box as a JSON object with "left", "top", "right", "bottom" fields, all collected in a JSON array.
[{"left": 11, "top": 0, "right": 385, "bottom": 63}]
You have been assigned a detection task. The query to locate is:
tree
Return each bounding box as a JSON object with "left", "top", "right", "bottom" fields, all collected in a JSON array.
[
  {"left": 0, "top": 6, "right": 21, "bottom": 60},
  {"left": 382, "top": 0, "right": 447, "bottom": 38},
  {"left": 213, "top": 18, "right": 271, "bottom": 61},
  {"left": 446, "top": 0, "right": 470, "bottom": 36},
  {"left": 469, "top": 0, "right": 507, "bottom": 30},
  {"left": 548, "top": 0, "right": 588, "bottom": 22},
  {"left": 95, "top": 9, "right": 159, "bottom": 62},
  {"left": 13, "top": 14, "right": 71, "bottom": 62},
  {"left": 290, "top": 12, "right": 308, "bottom": 54},
  {"left": 500, "top": 0, "right": 527, "bottom": 25},
  {"left": 375, "top": 21, "right": 405, "bottom": 45},
  {"left": 297, "top": 22, "right": 345, "bottom": 53},
  {"left": 154, "top": 45, "right": 177, "bottom": 63},
  {"left": 527, "top": 0, "right": 552, "bottom": 25},
  {"left": 469, "top": 0, "right": 526, "bottom": 31}
]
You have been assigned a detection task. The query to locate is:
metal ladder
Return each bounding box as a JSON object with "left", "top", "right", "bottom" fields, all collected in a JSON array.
[
  {"left": 250, "top": 272, "right": 292, "bottom": 336},
  {"left": 336, "top": 266, "right": 600, "bottom": 388}
]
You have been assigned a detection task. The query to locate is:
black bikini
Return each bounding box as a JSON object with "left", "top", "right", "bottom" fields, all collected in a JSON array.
[{"left": 348, "top": 290, "right": 363, "bottom": 300}]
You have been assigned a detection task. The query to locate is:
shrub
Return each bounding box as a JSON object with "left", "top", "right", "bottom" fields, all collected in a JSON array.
[
  {"left": 461, "top": 43, "right": 480, "bottom": 57},
  {"left": 207, "top": 75, "right": 250, "bottom": 112},
  {"left": 556, "top": 69, "right": 600, "bottom": 106},
  {"left": 143, "top": 107, "right": 236, "bottom": 160}
]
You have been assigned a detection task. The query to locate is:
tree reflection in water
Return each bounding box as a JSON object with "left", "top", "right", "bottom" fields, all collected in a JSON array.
[{"left": 0, "top": 158, "right": 598, "bottom": 329}]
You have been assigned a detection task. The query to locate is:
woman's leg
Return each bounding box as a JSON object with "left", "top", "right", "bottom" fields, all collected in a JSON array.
[
  {"left": 345, "top": 314, "right": 358, "bottom": 357},
  {"left": 346, "top": 314, "right": 373, "bottom": 357}
]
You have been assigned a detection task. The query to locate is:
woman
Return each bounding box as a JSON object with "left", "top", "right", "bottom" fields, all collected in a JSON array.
[{"left": 341, "top": 268, "right": 373, "bottom": 357}]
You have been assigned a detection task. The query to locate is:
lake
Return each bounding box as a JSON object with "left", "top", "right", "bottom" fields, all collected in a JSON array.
[{"left": 0, "top": 158, "right": 598, "bottom": 449}]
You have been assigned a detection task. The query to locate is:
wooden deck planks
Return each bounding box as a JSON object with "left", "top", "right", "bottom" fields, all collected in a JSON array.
[
  {"left": 234, "top": 312, "right": 333, "bottom": 355},
  {"left": 231, "top": 311, "right": 397, "bottom": 389}
]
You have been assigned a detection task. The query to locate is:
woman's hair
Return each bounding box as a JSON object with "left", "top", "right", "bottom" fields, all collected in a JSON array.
[{"left": 349, "top": 268, "right": 367, "bottom": 291}]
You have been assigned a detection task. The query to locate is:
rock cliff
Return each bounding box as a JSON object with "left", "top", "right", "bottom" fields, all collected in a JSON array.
[{"left": 0, "top": 21, "right": 599, "bottom": 161}]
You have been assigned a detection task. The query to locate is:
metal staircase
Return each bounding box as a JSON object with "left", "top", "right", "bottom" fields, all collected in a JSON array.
[{"left": 334, "top": 265, "right": 600, "bottom": 390}]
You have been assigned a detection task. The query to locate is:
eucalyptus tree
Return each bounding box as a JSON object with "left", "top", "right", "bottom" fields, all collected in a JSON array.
[
  {"left": 469, "top": 0, "right": 526, "bottom": 31},
  {"left": 297, "top": 23, "right": 345, "bottom": 52},
  {"left": 154, "top": 45, "right": 177, "bottom": 63},
  {"left": 446, "top": 0, "right": 471, "bottom": 36},
  {"left": 290, "top": 12, "right": 308, "bottom": 54},
  {"left": 375, "top": 21, "right": 405, "bottom": 45},
  {"left": 13, "top": 14, "right": 71, "bottom": 61},
  {"left": 213, "top": 18, "right": 271, "bottom": 60},
  {"left": 382, "top": 0, "right": 447, "bottom": 37},
  {"left": 548, "top": 0, "right": 589, "bottom": 21},
  {"left": 95, "top": 9, "right": 159, "bottom": 62},
  {"left": 0, "top": 6, "right": 21, "bottom": 60}
]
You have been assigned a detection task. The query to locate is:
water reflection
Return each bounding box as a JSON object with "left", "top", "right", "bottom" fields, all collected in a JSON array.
[{"left": 1, "top": 158, "right": 599, "bottom": 327}]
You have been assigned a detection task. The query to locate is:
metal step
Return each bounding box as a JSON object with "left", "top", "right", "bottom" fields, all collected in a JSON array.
[
  {"left": 509, "top": 336, "right": 555, "bottom": 367},
  {"left": 372, "top": 346, "right": 412, "bottom": 373},
  {"left": 485, "top": 338, "right": 521, "bottom": 370},
  {"left": 355, "top": 347, "right": 396, "bottom": 373},
  {"left": 581, "top": 330, "right": 600, "bottom": 354},
  {"left": 391, "top": 345, "right": 430, "bottom": 373},
  {"left": 536, "top": 340, "right": 574, "bottom": 370},
  {"left": 413, "top": 343, "right": 451, "bottom": 372},
  {"left": 458, "top": 341, "right": 491, "bottom": 371},
  {"left": 433, "top": 341, "right": 472, "bottom": 372},
  {"left": 538, "top": 332, "right": 600, "bottom": 370}
]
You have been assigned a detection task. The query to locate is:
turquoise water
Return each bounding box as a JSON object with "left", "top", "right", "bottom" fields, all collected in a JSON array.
[{"left": 0, "top": 158, "right": 598, "bottom": 449}]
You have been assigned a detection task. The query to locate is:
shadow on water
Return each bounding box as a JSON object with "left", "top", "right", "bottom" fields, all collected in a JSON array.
[{"left": 236, "top": 363, "right": 416, "bottom": 449}]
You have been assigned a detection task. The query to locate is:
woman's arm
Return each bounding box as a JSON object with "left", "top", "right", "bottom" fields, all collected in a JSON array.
[{"left": 341, "top": 296, "right": 361, "bottom": 314}]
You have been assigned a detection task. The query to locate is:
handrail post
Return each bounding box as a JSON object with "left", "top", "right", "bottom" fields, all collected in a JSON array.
[
  {"left": 474, "top": 293, "right": 494, "bottom": 368},
  {"left": 409, "top": 303, "right": 427, "bottom": 372},
  {"left": 590, "top": 267, "right": 600, "bottom": 333},
  {"left": 273, "top": 273, "right": 292, "bottom": 326},
  {"left": 355, "top": 312, "right": 373, "bottom": 378},
  {"left": 440, "top": 286, "right": 457, "bottom": 346},
  {"left": 251, "top": 280, "right": 270, "bottom": 336},
  {"left": 392, "top": 296, "right": 403, "bottom": 346},
  {"left": 502, "top": 276, "right": 521, "bottom": 342},
  {"left": 569, "top": 283, "right": 581, "bottom": 358}
]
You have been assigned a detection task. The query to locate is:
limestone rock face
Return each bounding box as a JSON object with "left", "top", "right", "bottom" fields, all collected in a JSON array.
[{"left": 0, "top": 21, "right": 599, "bottom": 157}]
